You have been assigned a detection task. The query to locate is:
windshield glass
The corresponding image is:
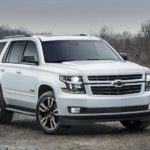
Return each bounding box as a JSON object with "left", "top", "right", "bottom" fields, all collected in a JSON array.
[{"left": 42, "top": 40, "right": 121, "bottom": 63}]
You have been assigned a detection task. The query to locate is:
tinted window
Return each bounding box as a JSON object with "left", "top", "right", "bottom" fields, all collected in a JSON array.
[
  {"left": 7, "top": 41, "right": 26, "bottom": 63},
  {"left": 42, "top": 40, "right": 120, "bottom": 63},
  {"left": 22, "top": 41, "right": 38, "bottom": 63},
  {"left": 0, "top": 42, "right": 7, "bottom": 54}
]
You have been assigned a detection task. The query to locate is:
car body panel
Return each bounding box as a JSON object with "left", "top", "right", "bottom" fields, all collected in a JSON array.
[{"left": 0, "top": 35, "right": 150, "bottom": 125}]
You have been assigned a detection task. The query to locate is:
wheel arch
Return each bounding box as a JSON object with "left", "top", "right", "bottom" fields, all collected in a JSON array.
[{"left": 38, "top": 84, "right": 55, "bottom": 98}]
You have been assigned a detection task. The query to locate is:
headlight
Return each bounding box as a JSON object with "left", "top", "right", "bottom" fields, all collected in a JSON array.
[
  {"left": 60, "top": 75, "right": 85, "bottom": 94},
  {"left": 145, "top": 74, "right": 150, "bottom": 91}
]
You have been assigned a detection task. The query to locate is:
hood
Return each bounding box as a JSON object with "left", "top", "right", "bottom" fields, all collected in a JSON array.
[{"left": 46, "top": 60, "right": 148, "bottom": 75}]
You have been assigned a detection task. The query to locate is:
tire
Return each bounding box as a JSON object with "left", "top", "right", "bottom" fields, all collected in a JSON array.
[
  {"left": 121, "top": 120, "right": 150, "bottom": 130},
  {"left": 36, "top": 91, "right": 69, "bottom": 134},
  {"left": 0, "top": 86, "right": 13, "bottom": 124}
]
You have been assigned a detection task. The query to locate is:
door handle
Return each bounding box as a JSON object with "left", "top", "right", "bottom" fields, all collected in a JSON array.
[
  {"left": 0, "top": 69, "right": 5, "bottom": 72},
  {"left": 16, "top": 71, "right": 22, "bottom": 74}
]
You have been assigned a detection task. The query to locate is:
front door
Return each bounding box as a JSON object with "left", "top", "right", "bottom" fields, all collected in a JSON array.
[{"left": 1, "top": 41, "right": 39, "bottom": 109}]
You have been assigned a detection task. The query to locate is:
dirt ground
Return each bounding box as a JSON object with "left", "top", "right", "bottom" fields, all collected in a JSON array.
[{"left": 0, "top": 113, "right": 150, "bottom": 150}]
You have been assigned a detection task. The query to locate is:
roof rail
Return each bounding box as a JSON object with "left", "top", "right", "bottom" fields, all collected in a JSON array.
[
  {"left": 4, "top": 34, "right": 32, "bottom": 39},
  {"left": 3, "top": 34, "right": 88, "bottom": 39}
]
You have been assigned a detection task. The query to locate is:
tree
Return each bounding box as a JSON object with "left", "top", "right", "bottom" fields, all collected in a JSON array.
[{"left": 141, "top": 20, "right": 150, "bottom": 40}]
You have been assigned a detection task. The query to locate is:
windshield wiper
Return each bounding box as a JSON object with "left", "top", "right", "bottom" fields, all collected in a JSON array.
[
  {"left": 49, "top": 59, "right": 117, "bottom": 63},
  {"left": 84, "top": 58, "right": 115, "bottom": 61},
  {"left": 49, "top": 60, "right": 75, "bottom": 63}
]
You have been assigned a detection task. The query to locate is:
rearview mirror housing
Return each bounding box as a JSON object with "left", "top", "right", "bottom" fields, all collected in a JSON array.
[{"left": 120, "top": 53, "right": 128, "bottom": 61}]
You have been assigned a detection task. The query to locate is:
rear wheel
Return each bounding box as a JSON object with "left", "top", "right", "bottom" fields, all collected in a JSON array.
[
  {"left": 0, "top": 87, "right": 13, "bottom": 124},
  {"left": 36, "top": 91, "right": 69, "bottom": 134},
  {"left": 121, "top": 120, "right": 150, "bottom": 130}
]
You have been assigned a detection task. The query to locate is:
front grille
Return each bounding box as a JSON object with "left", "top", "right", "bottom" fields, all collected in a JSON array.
[
  {"left": 88, "top": 74, "right": 142, "bottom": 81},
  {"left": 91, "top": 85, "right": 141, "bottom": 95}
]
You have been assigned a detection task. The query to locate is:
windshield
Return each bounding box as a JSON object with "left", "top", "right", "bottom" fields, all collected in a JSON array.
[{"left": 42, "top": 40, "right": 121, "bottom": 63}]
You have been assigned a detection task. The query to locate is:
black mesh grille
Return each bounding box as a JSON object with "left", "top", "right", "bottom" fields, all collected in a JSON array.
[
  {"left": 91, "top": 85, "right": 141, "bottom": 95},
  {"left": 88, "top": 74, "right": 142, "bottom": 81}
]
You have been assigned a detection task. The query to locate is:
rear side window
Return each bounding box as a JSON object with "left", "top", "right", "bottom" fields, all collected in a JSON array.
[
  {"left": 0, "top": 42, "right": 7, "bottom": 54},
  {"left": 6, "top": 41, "right": 26, "bottom": 63}
]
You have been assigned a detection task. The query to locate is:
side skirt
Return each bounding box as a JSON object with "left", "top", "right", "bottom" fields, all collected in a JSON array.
[{"left": 6, "top": 104, "right": 36, "bottom": 116}]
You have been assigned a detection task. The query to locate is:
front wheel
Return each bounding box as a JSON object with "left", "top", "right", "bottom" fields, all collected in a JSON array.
[
  {"left": 36, "top": 91, "right": 68, "bottom": 134},
  {"left": 121, "top": 120, "right": 150, "bottom": 130}
]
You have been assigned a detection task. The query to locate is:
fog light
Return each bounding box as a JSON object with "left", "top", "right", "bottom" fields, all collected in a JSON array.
[{"left": 70, "top": 107, "right": 81, "bottom": 113}]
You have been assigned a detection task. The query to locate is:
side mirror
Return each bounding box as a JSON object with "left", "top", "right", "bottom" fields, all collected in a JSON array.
[
  {"left": 22, "top": 56, "right": 39, "bottom": 65},
  {"left": 120, "top": 53, "right": 128, "bottom": 61}
]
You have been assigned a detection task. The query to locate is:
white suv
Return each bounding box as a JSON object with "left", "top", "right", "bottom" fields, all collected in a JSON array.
[{"left": 0, "top": 35, "right": 150, "bottom": 134}]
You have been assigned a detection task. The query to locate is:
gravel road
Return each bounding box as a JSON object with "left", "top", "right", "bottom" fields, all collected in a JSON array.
[{"left": 0, "top": 113, "right": 150, "bottom": 150}]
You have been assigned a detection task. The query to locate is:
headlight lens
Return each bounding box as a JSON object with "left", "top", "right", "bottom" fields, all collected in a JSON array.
[
  {"left": 60, "top": 75, "right": 85, "bottom": 94},
  {"left": 145, "top": 74, "right": 150, "bottom": 91}
]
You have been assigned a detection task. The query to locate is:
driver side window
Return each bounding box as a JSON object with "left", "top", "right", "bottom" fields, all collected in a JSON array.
[{"left": 22, "top": 41, "right": 39, "bottom": 64}]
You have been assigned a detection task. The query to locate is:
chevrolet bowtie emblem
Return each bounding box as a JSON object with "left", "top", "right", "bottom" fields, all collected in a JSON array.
[{"left": 113, "top": 80, "right": 125, "bottom": 87}]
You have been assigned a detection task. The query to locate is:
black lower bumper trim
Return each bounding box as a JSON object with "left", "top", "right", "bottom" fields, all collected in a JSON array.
[
  {"left": 68, "top": 105, "right": 148, "bottom": 114},
  {"left": 60, "top": 111, "right": 150, "bottom": 125}
]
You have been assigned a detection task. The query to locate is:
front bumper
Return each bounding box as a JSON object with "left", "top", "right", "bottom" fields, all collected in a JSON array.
[
  {"left": 56, "top": 91, "right": 150, "bottom": 125},
  {"left": 60, "top": 110, "right": 150, "bottom": 125}
]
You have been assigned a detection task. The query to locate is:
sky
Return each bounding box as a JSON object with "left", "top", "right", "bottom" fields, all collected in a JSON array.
[{"left": 0, "top": 0, "right": 150, "bottom": 34}]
